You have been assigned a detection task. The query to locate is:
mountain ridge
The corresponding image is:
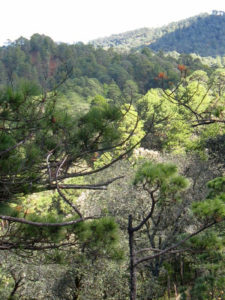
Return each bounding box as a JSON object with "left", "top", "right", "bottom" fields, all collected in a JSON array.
[{"left": 90, "top": 11, "right": 225, "bottom": 57}]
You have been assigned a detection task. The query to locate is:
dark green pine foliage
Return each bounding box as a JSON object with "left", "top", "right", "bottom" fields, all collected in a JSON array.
[
  {"left": 0, "top": 79, "right": 130, "bottom": 251},
  {"left": 0, "top": 33, "right": 210, "bottom": 95},
  {"left": 192, "top": 177, "right": 225, "bottom": 221},
  {"left": 149, "top": 12, "right": 225, "bottom": 57},
  {"left": 91, "top": 11, "right": 225, "bottom": 57}
]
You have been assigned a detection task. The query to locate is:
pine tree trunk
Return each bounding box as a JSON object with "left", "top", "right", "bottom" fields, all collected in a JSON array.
[{"left": 128, "top": 215, "right": 137, "bottom": 300}]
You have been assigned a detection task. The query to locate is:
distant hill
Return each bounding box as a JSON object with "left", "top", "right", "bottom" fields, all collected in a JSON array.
[
  {"left": 90, "top": 11, "right": 225, "bottom": 57},
  {"left": 0, "top": 33, "right": 211, "bottom": 95},
  {"left": 90, "top": 27, "right": 166, "bottom": 51},
  {"left": 150, "top": 11, "right": 225, "bottom": 57}
]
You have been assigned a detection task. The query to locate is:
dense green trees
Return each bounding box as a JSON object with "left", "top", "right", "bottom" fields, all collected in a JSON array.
[
  {"left": 0, "top": 77, "right": 141, "bottom": 298},
  {"left": 0, "top": 32, "right": 225, "bottom": 299},
  {"left": 128, "top": 160, "right": 224, "bottom": 300},
  {"left": 91, "top": 11, "right": 225, "bottom": 57},
  {"left": 0, "top": 78, "right": 144, "bottom": 253},
  {"left": 150, "top": 12, "right": 225, "bottom": 57},
  {"left": 0, "top": 34, "right": 211, "bottom": 96},
  {"left": 137, "top": 68, "right": 225, "bottom": 156},
  {"left": 128, "top": 161, "right": 189, "bottom": 299},
  {"left": 80, "top": 149, "right": 224, "bottom": 299}
]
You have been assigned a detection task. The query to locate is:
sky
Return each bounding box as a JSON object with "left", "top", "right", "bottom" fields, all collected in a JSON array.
[{"left": 1, "top": 0, "right": 225, "bottom": 45}]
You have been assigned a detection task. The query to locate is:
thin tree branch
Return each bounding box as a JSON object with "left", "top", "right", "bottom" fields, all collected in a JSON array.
[
  {"left": 56, "top": 156, "right": 83, "bottom": 218},
  {"left": 0, "top": 215, "right": 99, "bottom": 227},
  {"left": 59, "top": 135, "right": 146, "bottom": 180},
  {"left": 132, "top": 190, "right": 156, "bottom": 232},
  {"left": 134, "top": 220, "right": 223, "bottom": 267},
  {"left": 135, "top": 247, "right": 193, "bottom": 255},
  {"left": 54, "top": 176, "right": 124, "bottom": 190},
  {"left": 192, "top": 119, "right": 225, "bottom": 127},
  {"left": 46, "top": 151, "right": 54, "bottom": 184},
  {"left": 0, "top": 134, "right": 32, "bottom": 157}
]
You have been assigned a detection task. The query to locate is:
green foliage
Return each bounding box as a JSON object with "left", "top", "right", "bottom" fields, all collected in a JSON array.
[
  {"left": 207, "top": 177, "right": 225, "bottom": 196},
  {"left": 1, "top": 26, "right": 225, "bottom": 300},
  {"left": 78, "top": 97, "right": 123, "bottom": 151},
  {"left": 93, "top": 103, "right": 144, "bottom": 168},
  {"left": 137, "top": 88, "right": 193, "bottom": 152},
  {"left": 189, "top": 231, "right": 224, "bottom": 251},
  {"left": 190, "top": 272, "right": 225, "bottom": 300},
  {"left": 192, "top": 197, "right": 225, "bottom": 220},
  {"left": 0, "top": 33, "right": 209, "bottom": 96},
  {"left": 20, "top": 214, "right": 65, "bottom": 243},
  {"left": 134, "top": 161, "right": 177, "bottom": 185},
  {"left": 134, "top": 161, "right": 189, "bottom": 202},
  {"left": 0, "top": 203, "right": 19, "bottom": 217},
  {"left": 192, "top": 176, "right": 225, "bottom": 221},
  {"left": 139, "top": 68, "right": 225, "bottom": 157},
  {"left": 0, "top": 77, "right": 144, "bottom": 270},
  {"left": 69, "top": 217, "right": 123, "bottom": 260},
  {"left": 150, "top": 12, "right": 225, "bottom": 57},
  {"left": 0, "top": 83, "right": 128, "bottom": 202},
  {"left": 91, "top": 12, "right": 225, "bottom": 57}
]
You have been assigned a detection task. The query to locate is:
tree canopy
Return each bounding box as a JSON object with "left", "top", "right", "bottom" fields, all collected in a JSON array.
[{"left": 0, "top": 33, "right": 225, "bottom": 300}]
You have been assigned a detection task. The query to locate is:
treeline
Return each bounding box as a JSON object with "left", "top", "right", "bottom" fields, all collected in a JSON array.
[
  {"left": 91, "top": 12, "right": 225, "bottom": 57},
  {"left": 150, "top": 12, "right": 225, "bottom": 57},
  {"left": 90, "top": 13, "right": 208, "bottom": 51},
  {"left": 0, "top": 33, "right": 210, "bottom": 96}
]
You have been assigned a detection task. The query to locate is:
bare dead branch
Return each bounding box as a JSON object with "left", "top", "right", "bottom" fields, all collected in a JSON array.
[
  {"left": 55, "top": 175, "right": 124, "bottom": 191},
  {"left": 46, "top": 151, "right": 54, "bottom": 184}
]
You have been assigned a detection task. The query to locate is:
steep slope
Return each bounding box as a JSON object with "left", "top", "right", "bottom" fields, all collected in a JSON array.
[
  {"left": 90, "top": 27, "right": 165, "bottom": 51},
  {"left": 90, "top": 13, "right": 208, "bottom": 51},
  {"left": 149, "top": 11, "right": 225, "bottom": 57},
  {"left": 90, "top": 11, "right": 225, "bottom": 57}
]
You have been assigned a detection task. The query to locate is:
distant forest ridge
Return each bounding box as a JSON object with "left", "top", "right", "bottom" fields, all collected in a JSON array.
[
  {"left": 90, "top": 10, "right": 225, "bottom": 57},
  {"left": 0, "top": 32, "right": 215, "bottom": 96}
]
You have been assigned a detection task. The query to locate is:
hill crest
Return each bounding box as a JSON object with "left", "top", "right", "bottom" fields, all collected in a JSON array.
[{"left": 90, "top": 11, "right": 225, "bottom": 57}]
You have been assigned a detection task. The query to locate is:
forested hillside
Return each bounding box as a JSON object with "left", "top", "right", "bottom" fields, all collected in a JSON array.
[
  {"left": 0, "top": 33, "right": 213, "bottom": 94},
  {"left": 0, "top": 34, "right": 195, "bottom": 90},
  {"left": 150, "top": 11, "right": 225, "bottom": 56},
  {"left": 0, "top": 30, "right": 225, "bottom": 299},
  {"left": 91, "top": 11, "right": 225, "bottom": 57}
]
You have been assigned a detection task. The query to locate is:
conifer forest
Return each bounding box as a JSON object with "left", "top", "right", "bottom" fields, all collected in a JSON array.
[{"left": 0, "top": 10, "right": 225, "bottom": 300}]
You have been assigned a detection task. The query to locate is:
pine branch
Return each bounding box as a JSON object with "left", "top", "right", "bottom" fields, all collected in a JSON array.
[{"left": 0, "top": 215, "right": 99, "bottom": 227}]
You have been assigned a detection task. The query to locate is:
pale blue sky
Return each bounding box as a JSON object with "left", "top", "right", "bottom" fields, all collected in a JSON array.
[{"left": 1, "top": 0, "right": 225, "bottom": 45}]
